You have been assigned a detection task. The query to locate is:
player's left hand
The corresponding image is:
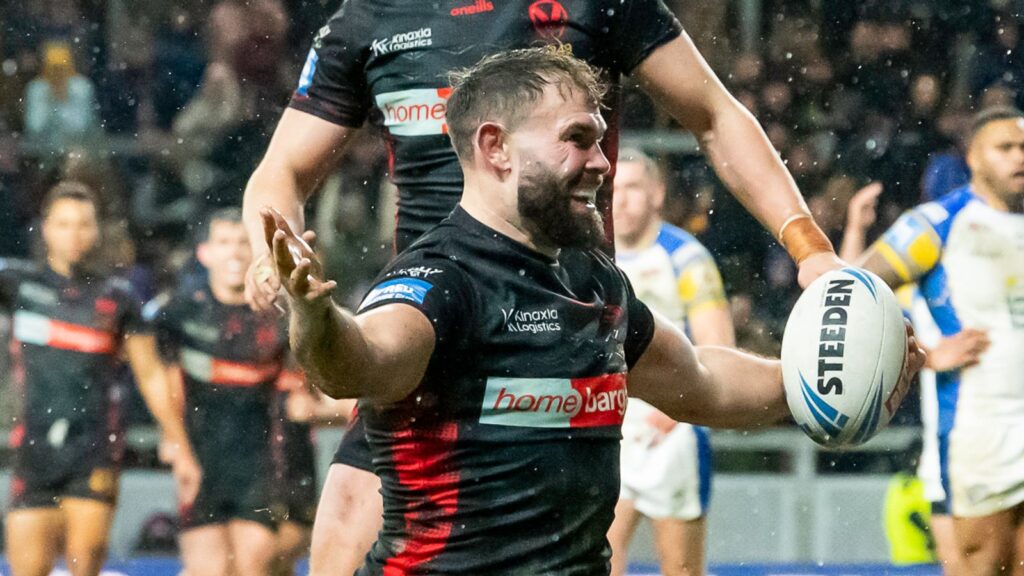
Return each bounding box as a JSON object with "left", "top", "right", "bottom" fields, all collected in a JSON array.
[
  {"left": 261, "top": 207, "right": 337, "bottom": 311},
  {"left": 796, "top": 251, "right": 847, "bottom": 289}
]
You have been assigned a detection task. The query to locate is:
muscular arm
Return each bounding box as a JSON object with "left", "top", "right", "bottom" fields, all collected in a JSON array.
[
  {"left": 636, "top": 34, "right": 809, "bottom": 239},
  {"left": 290, "top": 301, "right": 435, "bottom": 403},
  {"left": 124, "top": 334, "right": 193, "bottom": 452},
  {"left": 628, "top": 312, "right": 787, "bottom": 429}
]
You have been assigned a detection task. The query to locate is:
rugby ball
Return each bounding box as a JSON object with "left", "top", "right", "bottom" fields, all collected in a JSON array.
[{"left": 781, "top": 268, "right": 907, "bottom": 448}]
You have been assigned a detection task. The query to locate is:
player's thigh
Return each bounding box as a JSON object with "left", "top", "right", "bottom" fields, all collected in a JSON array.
[
  {"left": 180, "top": 524, "right": 233, "bottom": 576},
  {"left": 228, "top": 519, "right": 279, "bottom": 576},
  {"left": 930, "top": 513, "right": 961, "bottom": 576},
  {"left": 954, "top": 508, "right": 1016, "bottom": 575},
  {"left": 309, "top": 463, "right": 382, "bottom": 576},
  {"left": 651, "top": 516, "right": 706, "bottom": 576},
  {"left": 5, "top": 507, "right": 64, "bottom": 576},
  {"left": 607, "top": 497, "right": 642, "bottom": 576},
  {"left": 61, "top": 497, "right": 116, "bottom": 576}
]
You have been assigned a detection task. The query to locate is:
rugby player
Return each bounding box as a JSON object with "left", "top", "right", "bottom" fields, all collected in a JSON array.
[
  {"left": 242, "top": 2, "right": 844, "bottom": 572},
  {"left": 147, "top": 209, "right": 291, "bottom": 576},
  {"left": 607, "top": 149, "right": 734, "bottom": 576},
  {"left": 264, "top": 48, "right": 924, "bottom": 575},
  {"left": 2, "top": 182, "right": 199, "bottom": 576},
  {"left": 856, "top": 107, "right": 1024, "bottom": 575}
]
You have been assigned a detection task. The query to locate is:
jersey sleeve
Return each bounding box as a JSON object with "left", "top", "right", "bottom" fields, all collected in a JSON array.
[
  {"left": 624, "top": 276, "right": 656, "bottom": 369},
  {"left": 288, "top": 0, "right": 372, "bottom": 127},
  {"left": 674, "top": 248, "right": 728, "bottom": 317},
  {"left": 0, "top": 258, "right": 30, "bottom": 309},
  {"left": 608, "top": 0, "right": 683, "bottom": 74},
  {"left": 112, "top": 279, "right": 149, "bottom": 336},
  {"left": 871, "top": 206, "right": 946, "bottom": 283},
  {"left": 356, "top": 258, "right": 473, "bottom": 352},
  {"left": 142, "top": 293, "right": 179, "bottom": 363}
]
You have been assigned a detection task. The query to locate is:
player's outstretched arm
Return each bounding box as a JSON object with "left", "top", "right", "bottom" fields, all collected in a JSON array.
[
  {"left": 263, "top": 208, "right": 433, "bottom": 402},
  {"left": 242, "top": 109, "right": 355, "bottom": 311},
  {"left": 124, "top": 334, "right": 202, "bottom": 505},
  {"left": 628, "top": 311, "right": 788, "bottom": 429},
  {"left": 635, "top": 33, "right": 842, "bottom": 287}
]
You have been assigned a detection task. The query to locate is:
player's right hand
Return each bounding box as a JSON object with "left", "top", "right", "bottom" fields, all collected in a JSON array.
[
  {"left": 171, "top": 447, "right": 203, "bottom": 507},
  {"left": 925, "top": 328, "right": 990, "bottom": 372},
  {"left": 245, "top": 252, "right": 282, "bottom": 312}
]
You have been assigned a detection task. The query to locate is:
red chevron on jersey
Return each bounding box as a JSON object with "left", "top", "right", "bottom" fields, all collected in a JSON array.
[{"left": 13, "top": 311, "right": 118, "bottom": 354}]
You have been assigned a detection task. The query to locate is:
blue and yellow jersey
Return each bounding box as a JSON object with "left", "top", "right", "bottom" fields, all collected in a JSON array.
[
  {"left": 871, "top": 185, "right": 1024, "bottom": 435},
  {"left": 616, "top": 222, "right": 728, "bottom": 335}
]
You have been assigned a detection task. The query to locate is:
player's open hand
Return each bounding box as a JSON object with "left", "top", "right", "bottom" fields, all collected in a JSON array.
[
  {"left": 926, "top": 328, "right": 990, "bottom": 372},
  {"left": 261, "top": 207, "right": 337, "bottom": 310},
  {"left": 846, "top": 182, "right": 883, "bottom": 233}
]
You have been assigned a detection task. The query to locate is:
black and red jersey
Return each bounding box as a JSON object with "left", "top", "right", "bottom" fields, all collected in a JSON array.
[
  {"left": 0, "top": 259, "right": 145, "bottom": 479},
  {"left": 148, "top": 285, "right": 289, "bottom": 473},
  {"left": 354, "top": 207, "right": 655, "bottom": 575},
  {"left": 290, "top": 0, "right": 682, "bottom": 250}
]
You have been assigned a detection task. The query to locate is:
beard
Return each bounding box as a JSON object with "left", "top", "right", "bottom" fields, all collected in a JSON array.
[{"left": 517, "top": 162, "right": 605, "bottom": 250}]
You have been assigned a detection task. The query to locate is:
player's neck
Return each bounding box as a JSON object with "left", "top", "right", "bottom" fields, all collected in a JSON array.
[
  {"left": 460, "top": 187, "right": 560, "bottom": 259},
  {"left": 972, "top": 181, "right": 1021, "bottom": 213},
  {"left": 615, "top": 220, "right": 661, "bottom": 252},
  {"left": 209, "top": 281, "right": 246, "bottom": 305},
  {"left": 47, "top": 257, "right": 73, "bottom": 278}
]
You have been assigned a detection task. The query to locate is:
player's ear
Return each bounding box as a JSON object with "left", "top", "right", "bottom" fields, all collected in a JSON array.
[
  {"left": 476, "top": 122, "right": 511, "bottom": 174},
  {"left": 195, "top": 243, "right": 210, "bottom": 267},
  {"left": 652, "top": 183, "right": 666, "bottom": 212}
]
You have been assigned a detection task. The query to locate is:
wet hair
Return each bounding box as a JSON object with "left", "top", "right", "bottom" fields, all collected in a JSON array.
[
  {"left": 199, "top": 207, "right": 244, "bottom": 242},
  {"left": 446, "top": 46, "right": 608, "bottom": 160},
  {"left": 617, "top": 147, "right": 664, "bottom": 185},
  {"left": 968, "top": 106, "right": 1024, "bottom": 145},
  {"left": 41, "top": 181, "right": 100, "bottom": 220}
]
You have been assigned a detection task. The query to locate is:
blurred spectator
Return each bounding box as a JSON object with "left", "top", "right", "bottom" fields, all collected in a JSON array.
[
  {"left": 23, "top": 42, "right": 99, "bottom": 155},
  {"left": 969, "top": 11, "right": 1024, "bottom": 108},
  {"left": 151, "top": 7, "right": 206, "bottom": 130}
]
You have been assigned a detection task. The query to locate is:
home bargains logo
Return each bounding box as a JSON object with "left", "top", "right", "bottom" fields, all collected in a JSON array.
[
  {"left": 480, "top": 373, "right": 627, "bottom": 428},
  {"left": 375, "top": 88, "right": 452, "bottom": 136}
]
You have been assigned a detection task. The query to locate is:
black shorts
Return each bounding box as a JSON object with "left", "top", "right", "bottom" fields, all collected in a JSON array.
[
  {"left": 271, "top": 424, "right": 319, "bottom": 526},
  {"left": 180, "top": 460, "right": 276, "bottom": 531},
  {"left": 331, "top": 414, "right": 373, "bottom": 472},
  {"left": 9, "top": 465, "right": 119, "bottom": 510}
]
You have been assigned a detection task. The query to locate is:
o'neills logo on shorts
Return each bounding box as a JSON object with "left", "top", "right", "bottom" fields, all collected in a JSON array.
[
  {"left": 375, "top": 88, "right": 452, "bottom": 136},
  {"left": 479, "top": 373, "right": 627, "bottom": 428}
]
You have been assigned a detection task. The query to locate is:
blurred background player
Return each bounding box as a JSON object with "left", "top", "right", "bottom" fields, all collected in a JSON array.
[
  {"left": 243, "top": 2, "right": 842, "bottom": 573},
  {"left": 147, "top": 208, "right": 293, "bottom": 576},
  {"left": 856, "top": 107, "right": 1024, "bottom": 574},
  {"left": 1, "top": 182, "right": 198, "bottom": 576},
  {"left": 842, "top": 180, "right": 991, "bottom": 575},
  {"left": 607, "top": 149, "right": 734, "bottom": 576}
]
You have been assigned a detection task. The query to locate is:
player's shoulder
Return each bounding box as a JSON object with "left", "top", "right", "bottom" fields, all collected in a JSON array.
[
  {"left": 914, "top": 186, "right": 979, "bottom": 233},
  {"left": 655, "top": 222, "right": 713, "bottom": 264},
  {"left": 0, "top": 257, "right": 39, "bottom": 279},
  {"left": 321, "top": 0, "right": 377, "bottom": 34}
]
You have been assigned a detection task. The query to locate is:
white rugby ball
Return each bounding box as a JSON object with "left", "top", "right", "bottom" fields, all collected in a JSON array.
[{"left": 781, "top": 268, "right": 907, "bottom": 448}]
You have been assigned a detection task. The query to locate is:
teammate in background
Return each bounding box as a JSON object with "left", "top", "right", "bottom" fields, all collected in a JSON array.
[
  {"left": 856, "top": 107, "right": 1022, "bottom": 575},
  {"left": 607, "top": 149, "right": 734, "bottom": 576},
  {"left": 147, "top": 208, "right": 291, "bottom": 576},
  {"left": 263, "top": 47, "right": 923, "bottom": 575},
  {"left": 243, "top": 2, "right": 844, "bottom": 573},
  {"left": 842, "top": 182, "right": 990, "bottom": 575},
  {"left": 1, "top": 182, "right": 199, "bottom": 576}
]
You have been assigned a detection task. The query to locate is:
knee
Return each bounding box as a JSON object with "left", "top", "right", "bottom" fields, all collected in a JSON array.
[
  {"left": 661, "top": 559, "right": 703, "bottom": 576},
  {"left": 65, "top": 542, "right": 108, "bottom": 575}
]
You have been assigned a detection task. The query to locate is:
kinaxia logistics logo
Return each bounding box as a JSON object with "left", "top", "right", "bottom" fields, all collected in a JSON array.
[
  {"left": 480, "top": 373, "right": 628, "bottom": 428},
  {"left": 501, "top": 306, "right": 561, "bottom": 334},
  {"left": 371, "top": 27, "right": 433, "bottom": 57}
]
